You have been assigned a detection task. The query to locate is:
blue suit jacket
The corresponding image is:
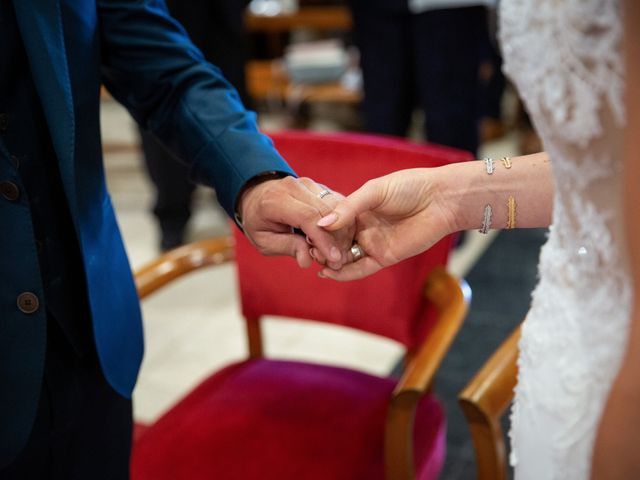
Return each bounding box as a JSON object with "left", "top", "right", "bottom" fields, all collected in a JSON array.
[{"left": 0, "top": 0, "right": 294, "bottom": 466}]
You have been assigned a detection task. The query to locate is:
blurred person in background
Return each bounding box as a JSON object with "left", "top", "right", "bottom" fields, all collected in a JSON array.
[
  {"left": 138, "top": 0, "right": 251, "bottom": 251},
  {"left": 348, "top": 0, "right": 496, "bottom": 157},
  {"left": 478, "top": 3, "right": 506, "bottom": 143}
]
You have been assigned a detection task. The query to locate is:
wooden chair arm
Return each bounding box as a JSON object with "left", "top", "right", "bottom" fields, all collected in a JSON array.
[
  {"left": 395, "top": 268, "right": 470, "bottom": 395},
  {"left": 385, "top": 267, "right": 471, "bottom": 480},
  {"left": 134, "top": 236, "right": 235, "bottom": 300},
  {"left": 458, "top": 326, "right": 521, "bottom": 480}
]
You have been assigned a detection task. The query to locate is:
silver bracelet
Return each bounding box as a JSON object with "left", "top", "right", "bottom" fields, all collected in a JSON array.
[
  {"left": 479, "top": 204, "right": 493, "bottom": 234},
  {"left": 483, "top": 157, "right": 495, "bottom": 175}
]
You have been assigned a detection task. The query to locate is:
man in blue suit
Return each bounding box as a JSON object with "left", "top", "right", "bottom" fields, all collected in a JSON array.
[{"left": 0, "top": 0, "right": 350, "bottom": 477}]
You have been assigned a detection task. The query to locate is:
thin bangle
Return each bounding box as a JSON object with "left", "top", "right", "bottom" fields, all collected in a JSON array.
[
  {"left": 506, "top": 196, "right": 517, "bottom": 229},
  {"left": 483, "top": 157, "right": 495, "bottom": 175},
  {"left": 479, "top": 204, "right": 493, "bottom": 234}
]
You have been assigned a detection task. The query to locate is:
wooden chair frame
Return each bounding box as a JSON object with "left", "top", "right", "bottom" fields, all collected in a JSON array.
[
  {"left": 135, "top": 236, "right": 236, "bottom": 300},
  {"left": 458, "top": 327, "right": 521, "bottom": 480},
  {"left": 134, "top": 237, "right": 470, "bottom": 480}
]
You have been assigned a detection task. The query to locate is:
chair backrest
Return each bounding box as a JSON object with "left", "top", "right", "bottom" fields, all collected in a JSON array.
[{"left": 234, "top": 131, "right": 472, "bottom": 349}]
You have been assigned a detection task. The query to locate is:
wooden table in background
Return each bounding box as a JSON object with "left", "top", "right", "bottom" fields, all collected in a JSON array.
[
  {"left": 244, "top": 6, "right": 352, "bottom": 33},
  {"left": 245, "top": 7, "right": 360, "bottom": 109},
  {"left": 246, "top": 59, "right": 361, "bottom": 106}
]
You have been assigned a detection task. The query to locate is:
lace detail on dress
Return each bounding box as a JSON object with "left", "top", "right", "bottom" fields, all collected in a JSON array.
[
  {"left": 500, "top": 0, "right": 624, "bottom": 148},
  {"left": 499, "top": 1, "right": 632, "bottom": 479},
  {"left": 510, "top": 183, "right": 632, "bottom": 479}
]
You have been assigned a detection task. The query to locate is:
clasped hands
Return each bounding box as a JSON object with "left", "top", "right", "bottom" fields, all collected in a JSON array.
[{"left": 238, "top": 168, "right": 451, "bottom": 281}]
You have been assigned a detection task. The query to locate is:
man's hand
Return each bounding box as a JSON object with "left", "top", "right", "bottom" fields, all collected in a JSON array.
[{"left": 237, "top": 176, "right": 355, "bottom": 269}]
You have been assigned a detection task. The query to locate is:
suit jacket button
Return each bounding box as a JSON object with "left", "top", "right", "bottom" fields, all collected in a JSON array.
[
  {"left": 0, "top": 181, "right": 19, "bottom": 201},
  {"left": 17, "top": 292, "right": 40, "bottom": 314}
]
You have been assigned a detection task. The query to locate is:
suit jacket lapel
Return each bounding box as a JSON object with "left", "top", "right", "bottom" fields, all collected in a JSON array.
[{"left": 12, "top": 0, "right": 78, "bottom": 215}]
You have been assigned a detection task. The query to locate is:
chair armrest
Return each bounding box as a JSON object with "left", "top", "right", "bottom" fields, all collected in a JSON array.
[
  {"left": 458, "top": 326, "right": 521, "bottom": 480},
  {"left": 385, "top": 267, "right": 470, "bottom": 480},
  {"left": 134, "top": 236, "right": 235, "bottom": 300},
  {"left": 395, "top": 267, "right": 471, "bottom": 396}
]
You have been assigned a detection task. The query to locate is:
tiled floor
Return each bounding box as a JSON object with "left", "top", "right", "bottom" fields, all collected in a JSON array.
[{"left": 101, "top": 97, "right": 513, "bottom": 438}]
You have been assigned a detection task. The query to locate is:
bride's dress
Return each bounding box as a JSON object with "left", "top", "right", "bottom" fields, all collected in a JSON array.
[{"left": 499, "top": 1, "right": 632, "bottom": 478}]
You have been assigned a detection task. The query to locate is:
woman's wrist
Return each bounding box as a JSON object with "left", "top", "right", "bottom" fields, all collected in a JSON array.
[
  {"left": 433, "top": 153, "right": 553, "bottom": 233},
  {"left": 433, "top": 161, "right": 490, "bottom": 233}
]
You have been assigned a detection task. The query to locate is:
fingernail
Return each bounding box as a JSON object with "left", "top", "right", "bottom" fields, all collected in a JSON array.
[
  {"left": 330, "top": 246, "right": 341, "bottom": 261},
  {"left": 309, "top": 248, "right": 316, "bottom": 260},
  {"left": 317, "top": 212, "right": 338, "bottom": 227},
  {"left": 317, "top": 270, "right": 326, "bottom": 278}
]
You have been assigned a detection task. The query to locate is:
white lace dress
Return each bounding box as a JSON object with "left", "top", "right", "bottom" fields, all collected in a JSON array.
[{"left": 499, "top": 1, "right": 632, "bottom": 478}]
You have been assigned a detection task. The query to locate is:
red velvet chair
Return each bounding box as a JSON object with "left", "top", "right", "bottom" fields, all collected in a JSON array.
[{"left": 131, "top": 131, "right": 473, "bottom": 480}]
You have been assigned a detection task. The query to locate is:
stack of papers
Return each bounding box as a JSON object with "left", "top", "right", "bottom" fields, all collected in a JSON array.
[{"left": 284, "top": 40, "right": 349, "bottom": 84}]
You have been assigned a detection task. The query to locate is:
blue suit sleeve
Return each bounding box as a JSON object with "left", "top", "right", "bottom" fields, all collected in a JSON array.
[{"left": 97, "top": 0, "right": 295, "bottom": 218}]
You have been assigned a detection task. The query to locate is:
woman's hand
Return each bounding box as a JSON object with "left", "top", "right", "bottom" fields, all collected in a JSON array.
[
  {"left": 314, "top": 168, "right": 455, "bottom": 281},
  {"left": 314, "top": 152, "right": 553, "bottom": 281}
]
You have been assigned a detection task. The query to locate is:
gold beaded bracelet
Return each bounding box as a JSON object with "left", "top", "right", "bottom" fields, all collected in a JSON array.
[{"left": 506, "top": 195, "right": 517, "bottom": 229}]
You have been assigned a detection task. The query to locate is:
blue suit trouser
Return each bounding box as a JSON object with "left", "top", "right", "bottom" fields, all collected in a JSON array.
[{"left": 0, "top": 315, "right": 132, "bottom": 480}]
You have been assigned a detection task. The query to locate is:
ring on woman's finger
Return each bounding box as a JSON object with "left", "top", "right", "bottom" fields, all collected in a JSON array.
[
  {"left": 350, "top": 243, "right": 365, "bottom": 262},
  {"left": 317, "top": 189, "right": 332, "bottom": 199}
]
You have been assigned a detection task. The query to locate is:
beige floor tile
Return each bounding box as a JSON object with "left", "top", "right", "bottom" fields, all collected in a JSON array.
[{"left": 132, "top": 383, "right": 182, "bottom": 424}]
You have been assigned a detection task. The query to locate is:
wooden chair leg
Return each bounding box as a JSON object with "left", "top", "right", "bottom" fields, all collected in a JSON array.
[
  {"left": 458, "top": 327, "right": 520, "bottom": 480},
  {"left": 385, "top": 391, "right": 419, "bottom": 480},
  {"left": 245, "top": 317, "right": 264, "bottom": 359}
]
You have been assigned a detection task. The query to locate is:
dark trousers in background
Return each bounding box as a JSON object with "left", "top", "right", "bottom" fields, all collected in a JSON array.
[
  {"left": 166, "top": 0, "right": 250, "bottom": 102},
  {"left": 349, "top": 4, "right": 488, "bottom": 156},
  {"left": 140, "top": 0, "right": 250, "bottom": 249},
  {"left": 140, "top": 130, "right": 195, "bottom": 247},
  {"left": 0, "top": 316, "right": 132, "bottom": 480},
  {"left": 482, "top": 41, "right": 505, "bottom": 122}
]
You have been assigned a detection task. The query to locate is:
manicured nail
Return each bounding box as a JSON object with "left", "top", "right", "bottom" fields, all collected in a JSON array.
[
  {"left": 317, "top": 212, "right": 338, "bottom": 227},
  {"left": 309, "top": 248, "right": 317, "bottom": 260},
  {"left": 330, "top": 246, "right": 341, "bottom": 261},
  {"left": 317, "top": 270, "right": 327, "bottom": 278}
]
